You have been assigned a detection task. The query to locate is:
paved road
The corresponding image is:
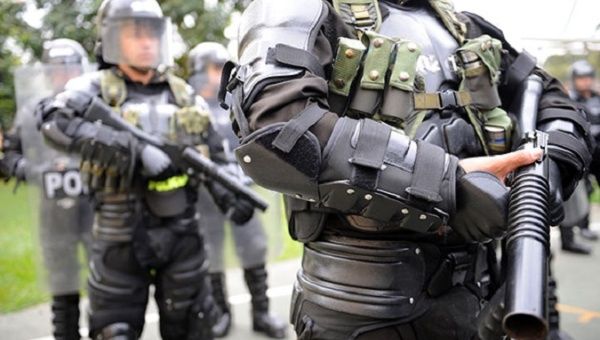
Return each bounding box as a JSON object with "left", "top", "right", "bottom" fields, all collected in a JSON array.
[{"left": 2, "top": 216, "right": 600, "bottom": 339}]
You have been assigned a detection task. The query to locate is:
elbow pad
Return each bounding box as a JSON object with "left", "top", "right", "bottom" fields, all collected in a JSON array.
[{"left": 235, "top": 108, "right": 459, "bottom": 233}]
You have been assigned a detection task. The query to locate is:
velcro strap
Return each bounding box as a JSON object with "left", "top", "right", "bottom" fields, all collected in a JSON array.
[
  {"left": 272, "top": 103, "right": 327, "bottom": 153},
  {"left": 350, "top": 119, "right": 391, "bottom": 170},
  {"left": 538, "top": 108, "right": 590, "bottom": 133},
  {"left": 414, "top": 91, "right": 472, "bottom": 110},
  {"left": 504, "top": 51, "right": 537, "bottom": 88},
  {"left": 405, "top": 141, "right": 445, "bottom": 203},
  {"left": 267, "top": 44, "right": 325, "bottom": 79},
  {"left": 547, "top": 131, "right": 591, "bottom": 167}
]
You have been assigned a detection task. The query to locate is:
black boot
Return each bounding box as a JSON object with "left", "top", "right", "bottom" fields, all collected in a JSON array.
[
  {"left": 244, "top": 265, "right": 287, "bottom": 339},
  {"left": 209, "top": 273, "right": 232, "bottom": 338},
  {"left": 578, "top": 215, "right": 599, "bottom": 241},
  {"left": 51, "top": 293, "right": 81, "bottom": 340},
  {"left": 560, "top": 225, "right": 592, "bottom": 254}
]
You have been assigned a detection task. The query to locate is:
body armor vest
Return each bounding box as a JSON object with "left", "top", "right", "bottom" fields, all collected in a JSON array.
[
  {"left": 329, "top": 0, "right": 514, "bottom": 157},
  {"left": 96, "top": 69, "right": 211, "bottom": 217}
]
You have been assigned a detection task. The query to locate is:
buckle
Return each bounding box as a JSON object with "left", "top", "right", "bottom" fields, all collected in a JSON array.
[{"left": 439, "top": 90, "right": 458, "bottom": 109}]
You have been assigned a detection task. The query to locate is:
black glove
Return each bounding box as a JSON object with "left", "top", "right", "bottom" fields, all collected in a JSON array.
[
  {"left": 450, "top": 171, "right": 509, "bottom": 242},
  {"left": 78, "top": 122, "right": 138, "bottom": 193},
  {"left": 0, "top": 153, "right": 27, "bottom": 181},
  {"left": 206, "top": 181, "right": 255, "bottom": 225}
]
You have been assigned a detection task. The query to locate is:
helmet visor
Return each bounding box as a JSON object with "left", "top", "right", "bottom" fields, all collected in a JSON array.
[{"left": 102, "top": 16, "right": 173, "bottom": 69}]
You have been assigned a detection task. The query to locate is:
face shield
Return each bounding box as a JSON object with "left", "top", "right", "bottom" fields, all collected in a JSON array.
[
  {"left": 43, "top": 64, "right": 87, "bottom": 91},
  {"left": 101, "top": 16, "right": 173, "bottom": 69}
]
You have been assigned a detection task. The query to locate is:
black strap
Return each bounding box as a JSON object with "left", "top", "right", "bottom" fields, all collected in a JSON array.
[
  {"left": 504, "top": 51, "right": 537, "bottom": 89},
  {"left": 231, "top": 87, "right": 251, "bottom": 138},
  {"left": 218, "top": 61, "right": 238, "bottom": 110},
  {"left": 266, "top": 44, "right": 326, "bottom": 79},
  {"left": 538, "top": 108, "right": 590, "bottom": 133},
  {"left": 350, "top": 119, "right": 391, "bottom": 170},
  {"left": 272, "top": 103, "right": 327, "bottom": 153},
  {"left": 547, "top": 131, "right": 591, "bottom": 167},
  {"left": 405, "top": 141, "right": 445, "bottom": 204}
]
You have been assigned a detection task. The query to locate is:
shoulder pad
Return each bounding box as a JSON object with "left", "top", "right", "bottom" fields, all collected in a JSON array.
[
  {"left": 237, "top": 0, "right": 327, "bottom": 105},
  {"left": 64, "top": 71, "right": 102, "bottom": 95},
  {"left": 461, "top": 11, "right": 518, "bottom": 55}
]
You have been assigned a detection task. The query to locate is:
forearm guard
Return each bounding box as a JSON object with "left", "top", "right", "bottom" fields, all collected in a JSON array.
[{"left": 236, "top": 105, "right": 458, "bottom": 232}]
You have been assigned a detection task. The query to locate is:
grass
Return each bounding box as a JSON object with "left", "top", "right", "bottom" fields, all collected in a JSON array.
[
  {"left": 0, "top": 181, "right": 49, "bottom": 313},
  {"left": 0, "top": 182, "right": 302, "bottom": 314}
]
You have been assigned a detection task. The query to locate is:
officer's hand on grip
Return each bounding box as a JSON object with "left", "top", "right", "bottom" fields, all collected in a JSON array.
[
  {"left": 451, "top": 149, "right": 542, "bottom": 242},
  {"left": 206, "top": 180, "right": 255, "bottom": 225},
  {"left": 140, "top": 144, "right": 177, "bottom": 180},
  {"left": 78, "top": 125, "right": 139, "bottom": 193}
]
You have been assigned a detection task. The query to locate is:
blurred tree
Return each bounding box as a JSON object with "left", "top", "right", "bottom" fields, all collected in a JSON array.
[
  {"left": 543, "top": 51, "right": 600, "bottom": 90},
  {"left": 0, "top": 0, "right": 247, "bottom": 128},
  {"left": 0, "top": 1, "right": 40, "bottom": 128}
]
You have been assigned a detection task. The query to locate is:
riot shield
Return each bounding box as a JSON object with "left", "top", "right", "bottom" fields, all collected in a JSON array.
[{"left": 13, "top": 64, "right": 95, "bottom": 296}]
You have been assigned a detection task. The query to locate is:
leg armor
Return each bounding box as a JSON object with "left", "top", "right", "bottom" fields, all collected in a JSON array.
[
  {"left": 87, "top": 240, "right": 150, "bottom": 339},
  {"left": 210, "top": 272, "right": 232, "bottom": 337},
  {"left": 94, "top": 323, "right": 138, "bottom": 340},
  {"left": 244, "top": 265, "right": 288, "bottom": 339},
  {"left": 51, "top": 293, "right": 81, "bottom": 340},
  {"left": 155, "top": 233, "right": 218, "bottom": 340}
]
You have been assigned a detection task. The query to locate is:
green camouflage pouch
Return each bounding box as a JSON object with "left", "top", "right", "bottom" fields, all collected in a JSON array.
[
  {"left": 379, "top": 39, "right": 422, "bottom": 125},
  {"left": 172, "top": 106, "right": 211, "bottom": 137},
  {"left": 457, "top": 34, "right": 512, "bottom": 154},
  {"left": 348, "top": 31, "right": 395, "bottom": 117},
  {"left": 329, "top": 37, "right": 367, "bottom": 114}
]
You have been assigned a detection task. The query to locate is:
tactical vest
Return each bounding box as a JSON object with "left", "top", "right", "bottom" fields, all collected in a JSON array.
[
  {"left": 330, "top": 0, "right": 513, "bottom": 154},
  {"left": 99, "top": 69, "right": 211, "bottom": 141}
]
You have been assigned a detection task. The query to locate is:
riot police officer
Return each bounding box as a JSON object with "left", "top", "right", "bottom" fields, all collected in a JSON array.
[
  {"left": 561, "top": 60, "right": 600, "bottom": 248},
  {"left": 38, "top": 1, "right": 255, "bottom": 339},
  {"left": 221, "top": 0, "right": 592, "bottom": 339},
  {"left": 188, "top": 42, "right": 287, "bottom": 338},
  {"left": 1, "top": 38, "right": 93, "bottom": 340}
]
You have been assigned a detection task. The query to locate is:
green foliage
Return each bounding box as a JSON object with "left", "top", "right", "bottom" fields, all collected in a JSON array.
[{"left": 0, "top": 0, "right": 246, "bottom": 128}]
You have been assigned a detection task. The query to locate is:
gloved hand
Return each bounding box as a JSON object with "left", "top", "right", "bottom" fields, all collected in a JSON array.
[
  {"left": 78, "top": 124, "right": 138, "bottom": 193},
  {"left": 450, "top": 171, "right": 509, "bottom": 242},
  {"left": 0, "top": 153, "right": 27, "bottom": 181},
  {"left": 451, "top": 149, "right": 542, "bottom": 242},
  {"left": 206, "top": 181, "right": 255, "bottom": 225},
  {"left": 140, "top": 144, "right": 177, "bottom": 180}
]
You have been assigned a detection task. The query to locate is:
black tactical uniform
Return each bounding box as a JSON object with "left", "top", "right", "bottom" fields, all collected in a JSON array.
[
  {"left": 1, "top": 38, "right": 93, "bottom": 340},
  {"left": 188, "top": 42, "right": 287, "bottom": 338},
  {"left": 221, "top": 0, "right": 592, "bottom": 339},
  {"left": 562, "top": 60, "right": 600, "bottom": 247},
  {"left": 38, "top": 1, "right": 255, "bottom": 339}
]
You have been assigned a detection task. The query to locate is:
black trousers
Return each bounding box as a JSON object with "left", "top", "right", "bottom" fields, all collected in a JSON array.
[{"left": 87, "top": 223, "right": 214, "bottom": 340}]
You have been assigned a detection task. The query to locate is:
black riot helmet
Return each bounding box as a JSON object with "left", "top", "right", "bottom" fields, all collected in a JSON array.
[
  {"left": 42, "top": 39, "right": 89, "bottom": 66},
  {"left": 187, "top": 42, "right": 230, "bottom": 98},
  {"left": 95, "top": 0, "right": 173, "bottom": 70},
  {"left": 571, "top": 60, "right": 596, "bottom": 80}
]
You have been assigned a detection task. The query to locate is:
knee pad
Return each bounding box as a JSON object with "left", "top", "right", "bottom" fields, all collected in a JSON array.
[{"left": 91, "top": 322, "right": 137, "bottom": 340}]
